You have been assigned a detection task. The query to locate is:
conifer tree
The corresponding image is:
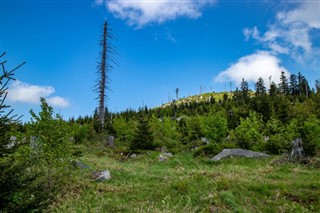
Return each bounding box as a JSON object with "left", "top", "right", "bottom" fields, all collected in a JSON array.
[
  {"left": 255, "top": 77, "right": 266, "bottom": 96},
  {"left": 278, "top": 71, "right": 289, "bottom": 95},
  {"left": 130, "top": 116, "right": 154, "bottom": 151},
  {"left": 240, "top": 78, "right": 250, "bottom": 103},
  {"left": 289, "top": 74, "right": 298, "bottom": 96}
]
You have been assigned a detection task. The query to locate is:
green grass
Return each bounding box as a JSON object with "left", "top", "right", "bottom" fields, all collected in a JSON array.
[{"left": 51, "top": 147, "right": 320, "bottom": 212}]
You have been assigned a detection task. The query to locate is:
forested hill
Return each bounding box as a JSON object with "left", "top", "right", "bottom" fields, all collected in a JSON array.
[{"left": 72, "top": 72, "right": 320, "bottom": 157}]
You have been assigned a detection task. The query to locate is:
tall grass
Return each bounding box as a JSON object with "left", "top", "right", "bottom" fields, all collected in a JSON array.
[{"left": 51, "top": 148, "right": 320, "bottom": 212}]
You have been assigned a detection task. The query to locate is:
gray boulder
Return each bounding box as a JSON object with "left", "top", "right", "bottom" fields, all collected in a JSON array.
[
  {"left": 290, "top": 138, "right": 304, "bottom": 159},
  {"left": 159, "top": 154, "right": 168, "bottom": 162},
  {"left": 91, "top": 170, "right": 111, "bottom": 181},
  {"left": 201, "top": 137, "right": 210, "bottom": 144},
  {"left": 130, "top": 153, "right": 137, "bottom": 158},
  {"left": 72, "top": 160, "right": 91, "bottom": 170},
  {"left": 211, "top": 148, "right": 270, "bottom": 161},
  {"left": 162, "top": 152, "right": 173, "bottom": 157}
]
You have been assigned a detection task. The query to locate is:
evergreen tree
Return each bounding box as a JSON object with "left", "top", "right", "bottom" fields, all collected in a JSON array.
[
  {"left": 289, "top": 74, "right": 298, "bottom": 96},
  {"left": 278, "top": 71, "right": 289, "bottom": 95},
  {"left": 255, "top": 77, "right": 266, "bottom": 96},
  {"left": 297, "top": 72, "right": 310, "bottom": 98},
  {"left": 0, "top": 53, "right": 33, "bottom": 211},
  {"left": 240, "top": 78, "right": 250, "bottom": 103},
  {"left": 130, "top": 116, "right": 154, "bottom": 151},
  {"left": 269, "top": 82, "right": 278, "bottom": 97}
]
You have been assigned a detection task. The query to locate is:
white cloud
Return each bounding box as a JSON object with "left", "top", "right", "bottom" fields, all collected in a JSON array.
[
  {"left": 215, "top": 51, "right": 289, "bottom": 85},
  {"left": 243, "top": 1, "right": 320, "bottom": 58},
  {"left": 278, "top": 1, "right": 320, "bottom": 29},
  {"left": 102, "top": 0, "right": 214, "bottom": 28},
  {"left": 47, "top": 96, "right": 70, "bottom": 108},
  {"left": 7, "top": 80, "right": 69, "bottom": 108}
]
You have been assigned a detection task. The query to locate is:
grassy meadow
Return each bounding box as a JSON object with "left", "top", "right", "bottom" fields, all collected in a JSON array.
[{"left": 51, "top": 144, "right": 320, "bottom": 212}]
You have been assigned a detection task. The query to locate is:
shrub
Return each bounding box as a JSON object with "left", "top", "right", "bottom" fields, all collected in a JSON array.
[
  {"left": 26, "top": 98, "right": 73, "bottom": 195},
  {"left": 302, "top": 117, "right": 320, "bottom": 156},
  {"left": 234, "top": 112, "right": 264, "bottom": 151},
  {"left": 201, "top": 111, "right": 229, "bottom": 143},
  {"left": 150, "top": 116, "right": 181, "bottom": 151}
]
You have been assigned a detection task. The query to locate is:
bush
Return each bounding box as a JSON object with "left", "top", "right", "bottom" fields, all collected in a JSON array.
[
  {"left": 234, "top": 112, "right": 264, "bottom": 151},
  {"left": 26, "top": 98, "right": 73, "bottom": 197},
  {"left": 71, "top": 123, "right": 94, "bottom": 143},
  {"left": 266, "top": 134, "right": 289, "bottom": 154},
  {"left": 150, "top": 116, "right": 181, "bottom": 151},
  {"left": 201, "top": 111, "right": 229, "bottom": 143},
  {"left": 113, "top": 117, "right": 137, "bottom": 144},
  {"left": 302, "top": 117, "right": 320, "bottom": 156}
]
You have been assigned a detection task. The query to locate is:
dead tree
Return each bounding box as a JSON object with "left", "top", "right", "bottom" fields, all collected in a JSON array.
[{"left": 94, "top": 21, "right": 116, "bottom": 132}]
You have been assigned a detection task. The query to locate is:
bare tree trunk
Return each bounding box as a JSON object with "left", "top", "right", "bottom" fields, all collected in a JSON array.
[{"left": 98, "top": 21, "right": 107, "bottom": 130}]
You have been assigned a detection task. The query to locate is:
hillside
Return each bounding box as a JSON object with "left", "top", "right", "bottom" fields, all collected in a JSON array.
[{"left": 160, "top": 91, "right": 233, "bottom": 108}]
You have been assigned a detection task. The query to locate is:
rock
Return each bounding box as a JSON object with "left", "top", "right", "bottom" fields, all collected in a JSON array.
[
  {"left": 91, "top": 170, "right": 111, "bottom": 181},
  {"left": 211, "top": 149, "right": 270, "bottom": 161},
  {"left": 159, "top": 154, "right": 168, "bottom": 162},
  {"left": 201, "top": 137, "right": 210, "bottom": 144},
  {"left": 72, "top": 160, "right": 91, "bottom": 170},
  {"left": 290, "top": 138, "right": 304, "bottom": 159},
  {"left": 162, "top": 152, "right": 173, "bottom": 157},
  {"left": 108, "top": 135, "right": 115, "bottom": 147},
  {"left": 130, "top": 153, "right": 137, "bottom": 158},
  {"left": 160, "top": 146, "right": 167, "bottom": 152}
]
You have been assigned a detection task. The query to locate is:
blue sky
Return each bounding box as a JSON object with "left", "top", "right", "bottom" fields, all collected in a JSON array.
[{"left": 1, "top": 0, "right": 320, "bottom": 122}]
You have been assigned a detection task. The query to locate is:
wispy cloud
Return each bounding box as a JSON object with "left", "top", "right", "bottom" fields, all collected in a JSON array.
[
  {"left": 98, "top": 0, "right": 215, "bottom": 28},
  {"left": 243, "top": 1, "right": 320, "bottom": 62},
  {"left": 166, "top": 31, "right": 176, "bottom": 43},
  {"left": 7, "top": 80, "right": 70, "bottom": 108},
  {"left": 215, "top": 51, "right": 289, "bottom": 85}
]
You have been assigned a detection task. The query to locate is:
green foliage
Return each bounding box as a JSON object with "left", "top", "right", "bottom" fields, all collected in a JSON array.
[
  {"left": 150, "top": 116, "right": 181, "bottom": 151},
  {"left": 130, "top": 117, "right": 155, "bottom": 151},
  {"left": 233, "top": 112, "right": 264, "bottom": 151},
  {"left": 70, "top": 123, "right": 95, "bottom": 143},
  {"left": 113, "top": 117, "right": 137, "bottom": 144},
  {"left": 264, "top": 118, "right": 288, "bottom": 154},
  {"left": 302, "top": 117, "right": 320, "bottom": 156},
  {"left": 26, "top": 98, "right": 73, "bottom": 197},
  {"left": 185, "top": 116, "right": 205, "bottom": 141},
  {"left": 201, "top": 111, "right": 228, "bottom": 143}
]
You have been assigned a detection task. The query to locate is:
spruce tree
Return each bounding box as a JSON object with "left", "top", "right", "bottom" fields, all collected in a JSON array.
[
  {"left": 278, "top": 71, "right": 289, "bottom": 95},
  {"left": 255, "top": 77, "right": 266, "bottom": 96},
  {"left": 130, "top": 116, "right": 154, "bottom": 151},
  {"left": 289, "top": 74, "right": 298, "bottom": 96},
  {"left": 240, "top": 78, "right": 250, "bottom": 104}
]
